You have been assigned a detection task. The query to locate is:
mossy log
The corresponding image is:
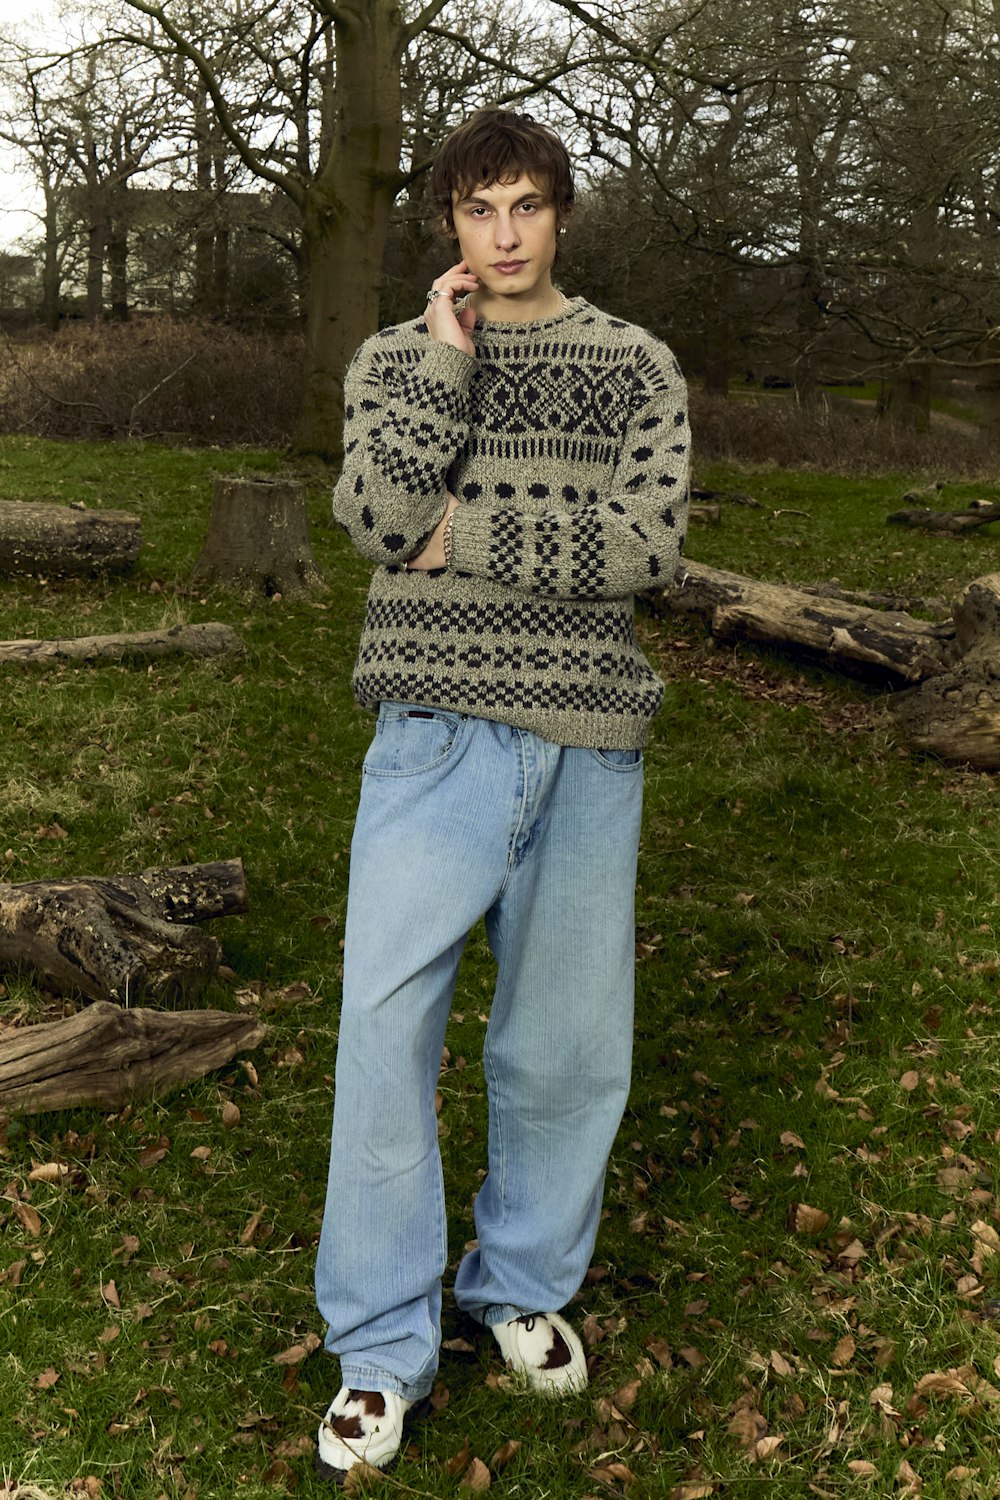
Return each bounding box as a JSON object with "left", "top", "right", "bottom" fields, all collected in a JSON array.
[
  {"left": 192, "top": 476, "right": 328, "bottom": 597},
  {"left": 0, "top": 859, "right": 248, "bottom": 1004},
  {"left": 0, "top": 501, "right": 142, "bottom": 577},
  {"left": 0, "top": 621, "right": 243, "bottom": 666},
  {"left": 0, "top": 1002, "right": 265, "bottom": 1112}
]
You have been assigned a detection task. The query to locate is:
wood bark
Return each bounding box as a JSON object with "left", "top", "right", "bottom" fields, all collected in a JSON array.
[
  {"left": 0, "top": 859, "right": 248, "bottom": 1004},
  {"left": 0, "top": 622, "right": 243, "bottom": 667},
  {"left": 887, "top": 575, "right": 1000, "bottom": 769},
  {"left": 0, "top": 502, "right": 142, "bottom": 578},
  {"left": 656, "top": 559, "right": 954, "bottom": 683},
  {"left": 192, "top": 477, "right": 327, "bottom": 597},
  {"left": 0, "top": 1002, "right": 266, "bottom": 1113}
]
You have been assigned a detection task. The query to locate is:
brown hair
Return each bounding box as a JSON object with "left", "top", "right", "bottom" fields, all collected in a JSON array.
[{"left": 431, "top": 108, "right": 575, "bottom": 234}]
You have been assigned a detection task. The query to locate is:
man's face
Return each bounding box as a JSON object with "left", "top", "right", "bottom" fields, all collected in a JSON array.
[{"left": 450, "top": 173, "right": 559, "bottom": 308}]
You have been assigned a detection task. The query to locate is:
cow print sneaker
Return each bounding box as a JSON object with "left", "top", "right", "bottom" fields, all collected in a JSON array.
[
  {"left": 316, "top": 1386, "right": 411, "bottom": 1480},
  {"left": 491, "top": 1311, "right": 588, "bottom": 1394}
]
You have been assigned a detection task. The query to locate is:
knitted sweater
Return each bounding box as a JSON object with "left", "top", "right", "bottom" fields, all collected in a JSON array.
[{"left": 333, "top": 297, "right": 690, "bottom": 749}]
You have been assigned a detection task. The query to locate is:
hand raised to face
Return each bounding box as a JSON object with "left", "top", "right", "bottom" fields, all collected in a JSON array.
[{"left": 425, "top": 260, "right": 479, "bottom": 355}]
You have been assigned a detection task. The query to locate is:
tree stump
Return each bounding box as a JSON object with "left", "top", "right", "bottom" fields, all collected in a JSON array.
[
  {"left": 0, "top": 859, "right": 249, "bottom": 1004},
  {"left": 0, "top": 501, "right": 142, "bottom": 578},
  {"left": 0, "top": 1002, "right": 266, "bottom": 1113},
  {"left": 192, "top": 475, "right": 328, "bottom": 597},
  {"left": 0, "top": 621, "right": 244, "bottom": 667}
]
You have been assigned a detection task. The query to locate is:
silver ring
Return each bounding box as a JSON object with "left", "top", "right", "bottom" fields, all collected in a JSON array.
[{"left": 425, "top": 288, "right": 450, "bottom": 304}]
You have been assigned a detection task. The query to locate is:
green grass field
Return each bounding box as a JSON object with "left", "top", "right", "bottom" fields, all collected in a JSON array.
[{"left": 3, "top": 437, "right": 1000, "bottom": 1498}]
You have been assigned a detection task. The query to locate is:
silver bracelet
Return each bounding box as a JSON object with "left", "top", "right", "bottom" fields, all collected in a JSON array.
[{"left": 443, "top": 511, "right": 456, "bottom": 567}]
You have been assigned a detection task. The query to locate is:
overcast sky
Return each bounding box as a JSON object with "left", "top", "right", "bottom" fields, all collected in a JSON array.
[{"left": 1, "top": 0, "right": 59, "bottom": 250}]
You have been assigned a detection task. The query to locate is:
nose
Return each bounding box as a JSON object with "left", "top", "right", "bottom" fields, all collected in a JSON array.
[{"left": 494, "top": 212, "right": 520, "bottom": 251}]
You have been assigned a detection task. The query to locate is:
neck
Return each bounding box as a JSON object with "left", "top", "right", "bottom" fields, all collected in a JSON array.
[{"left": 472, "top": 283, "right": 566, "bottom": 325}]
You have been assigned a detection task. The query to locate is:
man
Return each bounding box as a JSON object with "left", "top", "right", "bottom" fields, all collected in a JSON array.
[{"left": 315, "top": 107, "right": 690, "bottom": 1479}]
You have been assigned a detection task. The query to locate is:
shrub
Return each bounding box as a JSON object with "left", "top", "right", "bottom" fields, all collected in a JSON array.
[
  {"left": 690, "top": 389, "right": 999, "bottom": 478},
  {"left": 0, "top": 318, "right": 303, "bottom": 446}
]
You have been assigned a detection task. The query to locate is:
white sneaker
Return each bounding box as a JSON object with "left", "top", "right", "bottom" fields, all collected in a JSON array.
[
  {"left": 491, "top": 1311, "right": 588, "bottom": 1394},
  {"left": 316, "top": 1386, "right": 411, "bottom": 1477}
]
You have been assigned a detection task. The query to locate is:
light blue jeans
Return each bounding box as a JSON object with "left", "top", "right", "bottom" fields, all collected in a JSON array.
[{"left": 315, "top": 704, "right": 643, "bottom": 1401}]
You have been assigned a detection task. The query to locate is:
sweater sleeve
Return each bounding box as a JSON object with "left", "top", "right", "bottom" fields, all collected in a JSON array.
[
  {"left": 448, "top": 339, "right": 690, "bottom": 600},
  {"left": 332, "top": 334, "right": 477, "bottom": 565}
]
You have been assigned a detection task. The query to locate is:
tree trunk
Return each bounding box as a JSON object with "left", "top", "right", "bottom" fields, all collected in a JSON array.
[
  {"left": 0, "top": 502, "right": 141, "bottom": 578},
  {"left": 0, "top": 859, "right": 248, "bottom": 1005},
  {"left": 108, "top": 213, "right": 129, "bottom": 322},
  {"left": 883, "top": 362, "right": 932, "bottom": 431},
  {"left": 291, "top": 3, "right": 405, "bottom": 459},
  {"left": 192, "top": 477, "right": 327, "bottom": 597},
  {"left": 0, "top": 622, "right": 243, "bottom": 667},
  {"left": 40, "top": 180, "right": 62, "bottom": 330},
  {"left": 0, "top": 1002, "right": 265, "bottom": 1113},
  {"left": 657, "top": 559, "right": 954, "bottom": 682}
]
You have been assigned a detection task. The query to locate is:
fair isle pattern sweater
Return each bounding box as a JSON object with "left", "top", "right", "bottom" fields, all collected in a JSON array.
[{"left": 333, "top": 298, "right": 690, "bottom": 750}]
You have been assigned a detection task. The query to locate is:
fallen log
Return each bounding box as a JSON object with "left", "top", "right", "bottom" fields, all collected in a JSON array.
[
  {"left": 0, "top": 859, "right": 248, "bottom": 1004},
  {"left": 0, "top": 1002, "right": 265, "bottom": 1112},
  {"left": 0, "top": 501, "right": 142, "bottom": 578},
  {"left": 0, "top": 621, "right": 244, "bottom": 667},
  {"left": 657, "top": 560, "right": 954, "bottom": 683},
  {"left": 887, "top": 575, "right": 1000, "bottom": 769},
  {"left": 888, "top": 502, "right": 1000, "bottom": 533},
  {"left": 193, "top": 475, "right": 328, "bottom": 598}
]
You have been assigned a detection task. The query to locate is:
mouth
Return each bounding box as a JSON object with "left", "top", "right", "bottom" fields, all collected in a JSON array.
[{"left": 492, "top": 260, "right": 528, "bottom": 275}]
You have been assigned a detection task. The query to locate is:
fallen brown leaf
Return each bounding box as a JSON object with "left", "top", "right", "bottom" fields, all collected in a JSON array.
[
  {"left": 896, "top": 1457, "right": 922, "bottom": 1495},
  {"left": 35, "top": 1366, "right": 60, "bottom": 1388},
  {"left": 488, "top": 1439, "right": 520, "bottom": 1471},
  {"left": 460, "top": 1457, "right": 491, "bottom": 1491},
  {"left": 613, "top": 1378, "right": 641, "bottom": 1412},
  {"left": 589, "top": 1462, "right": 637, "bottom": 1487},
  {"left": 343, "top": 1461, "right": 386, "bottom": 1494},
  {"left": 790, "top": 1203, "right": 830, "bottom": 1235},
  {"left": 28, "top": 1163, "right": 70, "bottom": 1184},
  {"left": 831, "top": 1334, "right": 856, "bottom": 1368},
  {"left": 645, "top": 1337, "right": 673, "bottom": 1368},
  {"left": 273, "top": 1332, "right": 321, "bottom": 1366},
  {"left": 13, "top": 1201, "right": 42, "bottom": 1236},
  {"left": 912, "top": 1370, "right": 970, "bottom": 1399},
  {"left": 444, "top": 1439, "right": 471, "bottom": 1478}
]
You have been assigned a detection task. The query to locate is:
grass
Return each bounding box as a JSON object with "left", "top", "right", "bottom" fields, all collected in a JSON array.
[{"left": 3, "top": 436, "right": 1000, "bottom": 1497}]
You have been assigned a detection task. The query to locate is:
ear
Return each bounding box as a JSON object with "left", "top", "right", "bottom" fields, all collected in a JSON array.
[{"left": 441, "top": 217, "right": 458, "bottom": 241}]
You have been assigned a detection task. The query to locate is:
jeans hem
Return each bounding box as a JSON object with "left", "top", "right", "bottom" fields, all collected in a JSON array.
[
  {"left": 338, "top": 1363, "right": 435, "bottom": 1404},
  {"left": 481, "top": 1302, "right": 530, "bottom": 1328}
]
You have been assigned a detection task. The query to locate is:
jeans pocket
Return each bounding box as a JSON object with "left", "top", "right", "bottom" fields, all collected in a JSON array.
[
  {"left": 363, "top": 703, "right": 467, "bottom": 777},
  {"left": 590, "top": 747, "right": 643, "bottom": 771}
]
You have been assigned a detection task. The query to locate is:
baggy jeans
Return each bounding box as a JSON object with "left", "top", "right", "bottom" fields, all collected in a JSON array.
[{"left": 315, "top": 704, "right": 643, "bottom": 1401}]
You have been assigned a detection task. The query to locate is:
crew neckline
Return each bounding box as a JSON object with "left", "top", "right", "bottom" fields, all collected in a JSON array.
[{"left": 470, "top": 296, "right": 589, "bottom": 337}]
